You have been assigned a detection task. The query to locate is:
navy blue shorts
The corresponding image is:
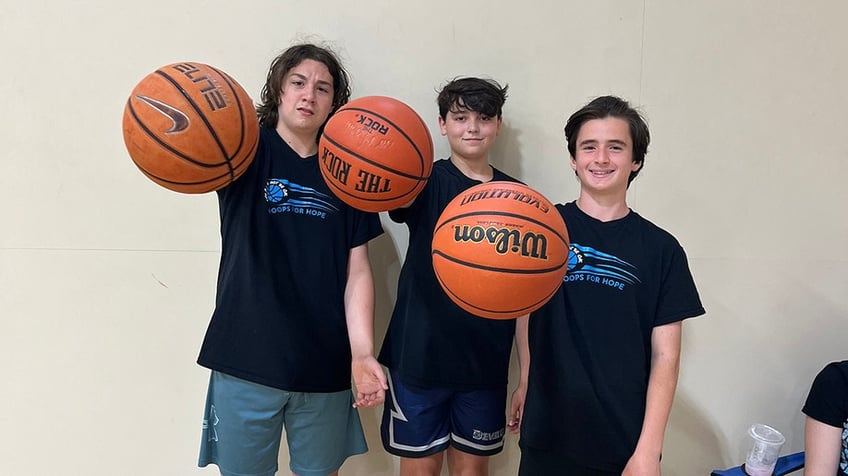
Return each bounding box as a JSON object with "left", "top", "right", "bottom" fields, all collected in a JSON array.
[{"left": 380, "top": 369, "right": 507, "bottom": 458}]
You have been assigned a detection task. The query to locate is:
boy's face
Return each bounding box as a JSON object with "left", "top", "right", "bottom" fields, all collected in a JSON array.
[
  {"left": 276, "top": 59, "right": 335, "bottom": 139},
  {"left": 438, "top": 106, "right": 502, "bottom": 162},
  {"left": 570, "top": 117, "right": 641, "bottom": 196}
]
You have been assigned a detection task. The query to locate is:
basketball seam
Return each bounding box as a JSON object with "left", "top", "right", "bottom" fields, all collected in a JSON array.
[
  {"left": 155, "top": 66, "right": 233, "bottom": 179},
  {"left": 210, "top": 65, "right": 256, "bottom": 181},
  {"left": 319, "top": 159, "right": 425, "bottom": 204},
  {"left": 334, "top": 104, "right": 431, "bottom": 177},
  {"left": 431, "top": 250, "right": 567, "bottom": 274},
  {"left": 433, "top": 268, "right": 557, "bottom": 317},
  {"left": 127, "top": 97, "right": 257, "bottom": 188},
  {"left": 126, "top": 100, "right": 227, "bottom": 169},
  {"left": 134, "top": 165, "right": 232, "bottom": 188},
  {"left": 321, "top": 131, "right": 428, "bottom": 181}
]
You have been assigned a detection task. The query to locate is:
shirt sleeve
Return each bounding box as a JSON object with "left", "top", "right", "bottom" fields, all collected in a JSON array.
[
  {"left": 349, "top": 209, "right": 384, "bottom": 249},
  {"left": 802, "top": 361, "right": 848, "bottom": 428},
  {"left": 654, "top": 241, "right": 706, "bottom": 326}
]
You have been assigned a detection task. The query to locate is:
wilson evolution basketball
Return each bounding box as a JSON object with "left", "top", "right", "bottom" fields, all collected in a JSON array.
[
  {"left": 319, "top": 96, "right": 433, "bottom": 212},
  {"left": 432, "top": 181, "right": 570, "bottom": 320},
  {"left": 122, "top": 62, "right": 259, "bottom": 194}
]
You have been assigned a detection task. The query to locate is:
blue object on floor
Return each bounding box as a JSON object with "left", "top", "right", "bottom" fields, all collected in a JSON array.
[{"left": 710, "top": 451, "right": 805, "bottom": 475}]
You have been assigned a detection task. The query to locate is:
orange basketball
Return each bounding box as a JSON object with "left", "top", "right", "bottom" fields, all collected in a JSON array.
[
  {"left": 432, "top": 181, "right": 570, "bottom": 320},
  {"left": 318, "top": 96, "right": 433, "bottom": 212},
  {"left": 122, "top": 62, "right": 259, "bottom": 194}
]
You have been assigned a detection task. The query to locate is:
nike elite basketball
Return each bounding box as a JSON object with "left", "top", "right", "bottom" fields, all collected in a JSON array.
[
  {"left": 122, "top": 62, "right": 259, "bottom": 194},
  {"left": 432, "top": 181, "right": 570, "bottom": 320},
  {"left": 319, "top": 96, "right": 433, "bottom": 212}
]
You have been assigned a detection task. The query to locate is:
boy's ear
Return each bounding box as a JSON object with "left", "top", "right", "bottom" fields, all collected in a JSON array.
[
  {"left": 438, "top": 116, "right": 447, "bottom": 136},
  {"left": 570, "top": 155, "right": 577, "bottom": 171}
]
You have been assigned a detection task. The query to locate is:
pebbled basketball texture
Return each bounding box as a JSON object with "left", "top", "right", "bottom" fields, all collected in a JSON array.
[
  {"left": 319, "top": 96, "right": 433, "bottom": 212},
  {"left": 432, "top": 181, "right": 570, "bottom": 319},
  {"left": 122, "top": 62, "right": 259, "bottom": 194}
]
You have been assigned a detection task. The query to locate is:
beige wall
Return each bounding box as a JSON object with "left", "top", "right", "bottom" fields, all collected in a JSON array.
[{"left": 2, "top": 1, "right": 846, "bottom": 474}]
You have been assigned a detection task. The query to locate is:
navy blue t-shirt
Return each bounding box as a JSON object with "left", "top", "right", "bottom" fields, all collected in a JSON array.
[
  {"left": 521, "top": 201, "right": 705, "bottom": 472},
  {"left": 378, "top": 159, "right": 520, "bottom": 390},
  {"left": 197, "top": 126, "right": 383, "bottom": 393}
]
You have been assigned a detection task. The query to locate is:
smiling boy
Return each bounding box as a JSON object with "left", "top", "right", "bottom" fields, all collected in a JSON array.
[{"left": 518, "top": 96, "right": 706, "bottom": 475}]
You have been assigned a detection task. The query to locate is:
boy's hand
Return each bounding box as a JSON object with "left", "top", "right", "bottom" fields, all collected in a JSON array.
[
  {"left": 507, "top": 384, "right": 527, "bottom": 434},
  {"left": 622, "top": 449, "right": 661, "bottom": 476},
  {"left": 351, "top": 356, "right": 388, "bottom": 408}
]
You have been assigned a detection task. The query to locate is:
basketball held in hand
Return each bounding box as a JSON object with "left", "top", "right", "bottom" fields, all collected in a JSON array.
[
  {"left": 432, "top": 181, "right": 570, "bottom": 320},
  {"left": 319, "top": 96, "right": 433, "bottom": 212},
  {"left": 122, "top": 62, "right": 259, "bottom": 194}
]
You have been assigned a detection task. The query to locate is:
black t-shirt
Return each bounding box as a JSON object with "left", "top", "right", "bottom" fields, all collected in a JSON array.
[
  {"left": 802, "top": 360, "right": 848, "bottom": 475},
  {"left": 377, "top": 159, "right": 520, "bottom": 390},
  {"left": 521, "top": 201, "right": 705, "bottom": 472},
  {"left": 197, "top": 126, "right": 383, "bottom": 393}
]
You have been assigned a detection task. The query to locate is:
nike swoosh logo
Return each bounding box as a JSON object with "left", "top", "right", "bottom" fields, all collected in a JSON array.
[{"left": 136, "top": 95, "right": 189, "bottom": 133}]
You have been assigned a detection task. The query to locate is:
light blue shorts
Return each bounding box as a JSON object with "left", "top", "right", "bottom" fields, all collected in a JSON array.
[{"left": 198, "top": 371, "right": 367, "bottom": 476}]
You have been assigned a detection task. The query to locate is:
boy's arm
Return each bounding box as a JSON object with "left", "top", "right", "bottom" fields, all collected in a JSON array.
[
  {"left": 804, "top": 416, "right": 843, "bottom": 476},
  {"left": 508, "top": 314, "right": 530, "bottom": 433},
  {"left": 623, "top": 321, "right": 682, "bottom": 476},
  {"left": 344, "top": 243, "right": 388, "bottom": 408}
]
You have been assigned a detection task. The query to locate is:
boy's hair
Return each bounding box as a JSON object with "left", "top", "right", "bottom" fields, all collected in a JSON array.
[
  {"left": 437, "top": 77, "right": 508, "bottom": 119},
  {"left": 256, "top": 43, "right": 352, "bottom": 135},
  {"left": 564, "top": 95, "right": 650, "bottom": 186}
]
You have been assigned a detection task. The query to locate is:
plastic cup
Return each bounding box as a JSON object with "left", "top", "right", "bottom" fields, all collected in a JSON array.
[{"left": 744, "top": 423, "right": 786, "bottom": 476}]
